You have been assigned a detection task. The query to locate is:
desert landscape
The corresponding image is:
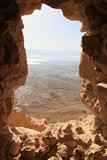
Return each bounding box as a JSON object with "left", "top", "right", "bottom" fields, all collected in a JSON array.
[{"left": 15, "top": 58, "right": 89, "bottom": 123}]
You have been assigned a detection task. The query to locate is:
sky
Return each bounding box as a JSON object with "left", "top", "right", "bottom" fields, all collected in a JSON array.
[{"left": 22, "top": 4, "right": 83, "bottom": 51}]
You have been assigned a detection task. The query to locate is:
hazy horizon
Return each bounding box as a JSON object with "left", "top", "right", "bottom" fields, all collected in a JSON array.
[{"left": 26, "top": 49, "right": 81, "bottom": 64}]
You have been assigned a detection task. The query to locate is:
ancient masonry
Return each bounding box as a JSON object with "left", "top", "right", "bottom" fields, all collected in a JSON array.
[{"left": 0, "top": 0, "right": 107, "bottom": 159}]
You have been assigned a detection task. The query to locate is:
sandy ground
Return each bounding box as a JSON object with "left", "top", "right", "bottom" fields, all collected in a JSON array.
[{"left": 15, "top": 60, "right": 89, "bottom": 123}]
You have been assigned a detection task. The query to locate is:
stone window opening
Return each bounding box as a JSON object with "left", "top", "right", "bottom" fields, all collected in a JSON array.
[{"left": 14, "top": 4, "right": 88, "bottom": 123}]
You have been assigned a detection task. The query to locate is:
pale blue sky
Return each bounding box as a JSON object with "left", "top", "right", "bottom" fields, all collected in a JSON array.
[{"left": 22, "top": 4, "right": 83, "bottom": 51}]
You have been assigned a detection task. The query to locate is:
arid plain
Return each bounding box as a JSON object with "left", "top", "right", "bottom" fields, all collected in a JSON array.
[{"left": 15, "top": 60, "right": 89, "bottom": 123}]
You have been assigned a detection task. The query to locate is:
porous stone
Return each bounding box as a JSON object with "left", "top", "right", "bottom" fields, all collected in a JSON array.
[{"left": 57, "top": 144, "right": 68, "bottom": 159}]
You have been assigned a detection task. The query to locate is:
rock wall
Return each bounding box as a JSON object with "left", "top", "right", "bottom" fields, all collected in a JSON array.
[
  {"left": 78, "top": 1, "right": 107, "bottom": 127},
  {"left": 0, "top": 0, "right": 107, "bottom": 136},
  {"left": 0, "top": 0, "right": 28, "bottom": 131}
]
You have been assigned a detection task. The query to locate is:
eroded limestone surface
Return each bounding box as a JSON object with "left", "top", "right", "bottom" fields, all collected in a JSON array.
[
  {"left": 0, "top": 0, "right": 107, "bottom": 159},
  {"left": 2, "top": 108, "right": 107, "bottom": 160}
]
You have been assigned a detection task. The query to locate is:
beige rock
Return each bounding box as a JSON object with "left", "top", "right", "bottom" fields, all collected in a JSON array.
[
  {"left": 87, "top": 143, "right": 105, "bottom": 156},
  {"left": 9, "top": 108, "right": 47, "bottom": 131},
  {"left": 1, "top": 115, "right": 107, "bottom": 159},
  {"left": 14, "top": 126, "right": 40, "bottom": 139},
  {"left": 57, "top": 123, "right": 77, "bottom": 149},
  {"left": 57, "top": 144, "right": 68, "bottom": 159},
  {"left": 22, "top": 137, "right": 39, "bottom": 148},
  {"left": 48, "top": 156, "right": 58, "bottom": 160},
  {"left": 79, "top": 52, "right": 95, "bottom": 80},
  {"left": 58, "top": 123, "right": 73, "bottom": 139}
]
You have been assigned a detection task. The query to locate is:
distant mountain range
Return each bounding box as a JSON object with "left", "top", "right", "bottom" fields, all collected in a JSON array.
[{"left": 26, "top": 49, "right": 81, "bottom": 62}]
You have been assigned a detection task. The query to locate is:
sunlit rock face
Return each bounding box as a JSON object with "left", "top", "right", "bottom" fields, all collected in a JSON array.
[
  {"left": 0, "top": 0, "right": 107, "bottom": 145},
  {"left": 78, "top": 1, "right": 107, "bottom": 126}
]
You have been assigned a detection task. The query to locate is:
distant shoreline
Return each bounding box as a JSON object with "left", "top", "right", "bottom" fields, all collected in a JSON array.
[{"left": 26, "top": 49, "right": 81, "bottom": 64}]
